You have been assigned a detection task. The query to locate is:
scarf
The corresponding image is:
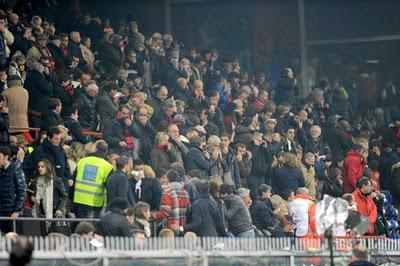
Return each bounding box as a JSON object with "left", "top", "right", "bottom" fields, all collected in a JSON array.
[
  {"left": 135, "top": 179, "right": 142, "bottom": 199},
  {"left": 64, "top": 83, "right": 74, "bottom": 96},
  {"left": 136, "top": 218, "right": 151, "bottom": 237},
  {"left": 32, "top": 176, "right": 53, "bottom": 219}
]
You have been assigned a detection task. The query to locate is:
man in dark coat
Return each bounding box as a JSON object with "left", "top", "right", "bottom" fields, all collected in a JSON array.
[
  {"left": 0, "top": 146, "right": 26, "bottom": 233},
  {"left": 106, "top": 156, "right": 135, "bottom": 207},
  {"left": 24, "top": 127, "right": 70, "bottom": 184},
  {"left": 247, "top": 133, "right": 273, "bottom": 199},
  {"left": 96, "top": 197, "right": 133, "bottom": 237},
  {"left": 323, "top": 116, "right": 352, "bottom": 158},
  {"left": 173, "top": 180, "right": 226, "bottom": 237},
  {"left": 133, "top": 106, "right": 156, "bottom": 164},
  {"left": 250, "top": 184, "right": 285, "bottom": 237},
  {"left": 0, "top": 96, "right": 9, "bottom": 146},
  {"left": 75, "top": 82, "right": 99, "bottom": 131},
  {"left": 64, "top": 107, "right": 91, "bottom": 144},
  {"left": 184, "top": 136, "right": 211, "bottom": 179},
  {"left": 41, "top": 98, "right": 64, "bottom": 131},
  {"left": 103, "top": 105, "right": 141, "bottom": 154}
]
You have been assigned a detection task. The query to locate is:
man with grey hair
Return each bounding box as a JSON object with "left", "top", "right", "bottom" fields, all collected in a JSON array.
[
  {"left": 301, "top": 152, "right": 317, "bottom": 200},
  {"left": 288, "top": 187, "right": 317, "bottom": 237},
  {"left": 75, "top": 81, "right": 99, "bottom": 131},
  {"left": 207, "top": 135, "right": 230, "bottom": 186},
  {"left": 69, "top": 31, "right": 84, "bottom": 65},
  {"left": 151, "top": 97, "right": 176, "bottom": 130}
]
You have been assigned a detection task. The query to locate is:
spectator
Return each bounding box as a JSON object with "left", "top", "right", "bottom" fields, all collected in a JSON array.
[
  {"left": 301, "top": 152, "right": 317, "bottom": 200},
  {"left": 220, "top": 184, "right": 254, "bottom": 238},
  {"left": 349, "top": 244, "right": 375, "bottom": 266},
  {"left": 173, "top": 180, "right": 226, "bottom": 237},
  {"left": 64, "top": 106, "right": 90, "bottom": 144},
  {"left": 31, "top": 159, "right": 67, "bottom": 219},
  {"left": 106, "top": 155, "right": 135, "bottom": 206},
  {"left": 248, "top": 132, "right": 272, "bottom": 199},
  {"left": 103, "top": 105, "right": 140, "bottom": 154},
  {"left": 0, "top": 95, "right": 9, "bottom": 146},
  {"left": 41, "top": 98, "right": 63, "bottom": 131},
  {"left": 74, "top": 222, "right": 95, "bottom": 239},
  {"left": 0, "top": 146, "right": 26, "bottom": 233},
  {"left": 184, "top": 135, "right": 210, "bottom": 179},
  {"left": 134, "top": 106, "right": 156, "bottom": 164},
  {"left": 352, "top": 177, "right": 377, "bottom": 235},
  {"left": 73, "top": 140, "right": 113, "bottom": 218},
  {"left": 220, "top": 132, "right": 241, "bottom": 189},
  {"left": 288, "top": 187, "right": 317, "bottom": 237},
  {"left": 236, "top": 143, "right": 252, "bottom": 188},
  {"left": 24, "top": 127, "right": 70, "bottom": 184},
  {"left": 75, "top": 82, "right": 99, "bottom": 131},
  {"left": 272, "top": 152, "right": 304, "bottom": 195},
  {"left": 153, "top": 169, "right": 191, "bottom": 231},
  {"left": 150, "top": 132, "right": 179, "bottom": 173},
  {"left": 96, "top": 197, "right": 133, "bottom": 237},
  {"left": 132, "top": 202, "right": 152, "bottom": 237},
  {"left": 97, "top": 82, "right": 119, "bottom": 124},
  {"left": 343, "top": 143, "right": 368, "bottom": 193},
  {"left": 2, "top": 75, "right": 28, "bottom": 133}
]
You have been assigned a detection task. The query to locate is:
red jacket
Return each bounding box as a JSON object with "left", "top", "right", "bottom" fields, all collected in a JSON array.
[
  {"left": 352, "top": 189, "right": 377, "bottom": 235},
  {"left": 343, "top": 149, "right": 366, "bottom": 193}
]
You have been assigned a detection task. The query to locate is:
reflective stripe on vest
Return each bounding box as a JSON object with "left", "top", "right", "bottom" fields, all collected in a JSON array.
[{"left": 73, "top": 156, "right": 113, "bottom": 207}]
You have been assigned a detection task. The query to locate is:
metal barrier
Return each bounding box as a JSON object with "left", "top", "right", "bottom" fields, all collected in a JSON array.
[
  {"left": 0, "top": 217, "right": 100, "bottom": 233},
  {"left": 0, "top": 235, "right": 399, "bottom": 265}
]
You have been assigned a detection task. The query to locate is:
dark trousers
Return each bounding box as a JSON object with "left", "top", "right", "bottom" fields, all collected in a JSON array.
[{"left": 74, "top": 203, "right": 102, "bottom": 219}]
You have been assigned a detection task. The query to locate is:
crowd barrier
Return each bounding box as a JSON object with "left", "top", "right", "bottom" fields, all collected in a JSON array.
[{"left": 0, "top": 216, "right": 399, "bottom": 265}]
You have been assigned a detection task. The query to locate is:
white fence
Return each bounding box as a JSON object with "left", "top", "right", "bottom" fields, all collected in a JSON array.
[{"left": 1, "top": 236, "right": 400, "bottom": 265}]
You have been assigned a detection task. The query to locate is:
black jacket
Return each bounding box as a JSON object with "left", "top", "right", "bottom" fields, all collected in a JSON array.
[
  {"left": 185, "top": 146, "right": 211, "bottom": 179},
  {"left": 106, "top": 170, "right": 135, "bottom": 207},
  {"left": 64, "top": 117, "right": 90, "bottom": 144},
  {"left": 322, "top": 125, "right": 351, "bottom": 158},
  {"left": 41, "top": 110, "right": 63, "bottom": 131},
  {"left": 183, "top": 193, "right": 227, "bottom": 237},
  {"left": 0, "top": 161, "right": 26, "bottom": 215},
  {"left": 250, "top": 198, "right": 276, "bottom": 230},
  {"left": 96, "top": 208, "right": 133, "bottom": 237},
  {"left": 25, "top": 70, "right": 54, "bottom": 113},
  {"left": 272, "top": 166, "right": 305, "bottom": 193},
  {"left": 134, "top": 121, "right": 156, "bottom": 164},
  {"left": 103, "top": 117, "right": 141, "bottom": 152},
  {"left": 248, "top": 143, "right": 272, "bottom": 178},
  {"left": 24, "top": 139, "right": 70, "bottom": 183},
  {"left": 75, "top": 93, "right": 98, "bottom": 131},
  {"left": 222, "top": 194, "right": 253, "bottom": 235},
  {"left": 0, "top": 112, "right": 9, "bottom": 146},
  {"left": 129, "top": 177, "right": 162, "bottom": 211}
]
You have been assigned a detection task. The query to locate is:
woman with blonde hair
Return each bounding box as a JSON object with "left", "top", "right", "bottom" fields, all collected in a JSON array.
[{"left": 272, "top": 152, "right": 305, "bottom": 193}]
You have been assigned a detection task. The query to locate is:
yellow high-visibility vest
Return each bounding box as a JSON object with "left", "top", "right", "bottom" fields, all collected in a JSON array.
[{"left": 73, "top": 156, "right": 113, "bottom": 207}]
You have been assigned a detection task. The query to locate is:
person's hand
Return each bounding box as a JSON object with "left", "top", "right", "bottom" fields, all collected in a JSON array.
[
  {"left": 119, "top": 141, "right": 128, "bottom": 147},
  {"left": 43, "top": 66, "right": 50, "bottom": 76},
  {"left": 31, "top": 196, "right": 36, "bottom": 203},
  {"left": 11, "top": 212, "right": 19, "bottom": 219},
  {"left": 236, "top": 153, "right": 243, "bottom": 162},
  {"left": 68, "top": 179, "right": 74, "bottom": 187},
  {"left": 212, "top": 148, "right": 221, "bottom": 159},
  {"left": 125, "top": 117, "right": 132, "bottom": 126},
  {"left": 166, "top": 142, "right": 172, "bottom": 151},
  {"left": 170, "top": 224, "right": 180, "bottom": 232},
  {"left": 203, "top": 151, "right": 210, "bottom": 160},
  {"left": 55, "top": 210, "right": 63, "bottom": 217},
  {"left": 221, "top": 146, "right": 228, "bottom": 155}
]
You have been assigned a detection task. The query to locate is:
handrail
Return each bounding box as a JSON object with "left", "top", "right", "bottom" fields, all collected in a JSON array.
[{"left": 9, "top": 126, "right": 40, "bottom": 139}]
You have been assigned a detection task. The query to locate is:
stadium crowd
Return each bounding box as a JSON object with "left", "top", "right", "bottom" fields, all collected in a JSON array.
[{"left": 0, "top": 0, "right": 399, "bottom": 244}]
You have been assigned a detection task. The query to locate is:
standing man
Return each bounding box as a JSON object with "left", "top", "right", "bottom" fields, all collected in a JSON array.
[
  {"left": 352, "top": 177, "right": 377, "bottom": 235},
  {"left": 0, "top": 146, "right": 26, "bottom": 233},
  {"left": 73, "top": 140, "right": 114, "bottom": 218},
  {"left": 106, "top": 155, "right": 135, "bottom": 207}
]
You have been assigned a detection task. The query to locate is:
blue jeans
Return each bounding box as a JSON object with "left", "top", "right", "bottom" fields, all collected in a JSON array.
[{"left": 236, "top": 229, "right": 255, "bottom": 238}]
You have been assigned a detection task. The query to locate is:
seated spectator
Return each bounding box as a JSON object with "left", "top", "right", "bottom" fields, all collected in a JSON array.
[
  {"left": 74, "top": 222, "right": 95, "bottom": 239},
  {"left": 41, "top": 98, "right": 64, "bottom": 131},
  {"left": 64, "top": 106, "right": 91, "bottom": 144},
  {"left": 132, "top": 202, "right": 152, "bottom": 238}
]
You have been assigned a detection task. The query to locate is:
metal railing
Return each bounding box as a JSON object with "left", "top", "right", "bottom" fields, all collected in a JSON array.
[
  {"left": 0, "top": 236, "right": 399, "bottom": 265},
  {"left": 0, "top": 217, "right": 100, "bottom": 233}
]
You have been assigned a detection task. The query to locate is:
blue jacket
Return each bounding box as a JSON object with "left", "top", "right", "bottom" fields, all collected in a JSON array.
[
  {"left": 0, "top": 161, "right": 26, "bottom": 215},
  {"left": 185, "top": 146, "right": 211, "bottom": 179}
]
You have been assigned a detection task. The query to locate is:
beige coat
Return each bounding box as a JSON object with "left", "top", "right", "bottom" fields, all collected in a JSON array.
[
  {"left": 301, "top": 163, "right": 317, "bottom": 200},
  {"left": 2, "top": 81, "right": 29, "bottom": 132}
]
